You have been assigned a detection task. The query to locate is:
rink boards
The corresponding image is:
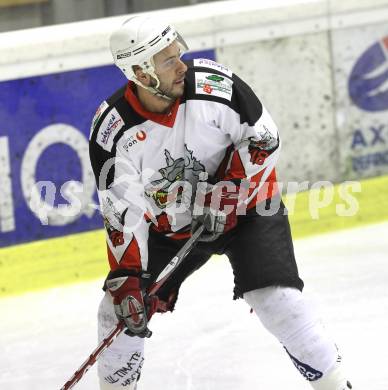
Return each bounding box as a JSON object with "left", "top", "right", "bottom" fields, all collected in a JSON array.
[{"left": 1, "top": 174, "right": 387, "bottom": 297}]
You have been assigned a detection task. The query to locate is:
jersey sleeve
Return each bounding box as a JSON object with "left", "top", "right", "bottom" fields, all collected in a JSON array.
[
  {"left": 89, "top": 108, "right": 149, "bottom": 273},
  {"left": 216, "top": 73, "right": 281, "bottom": 204}
]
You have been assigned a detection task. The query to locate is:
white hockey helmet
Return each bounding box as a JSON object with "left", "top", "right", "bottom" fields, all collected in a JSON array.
[{"left": 110, "top": 15, "right": 188, "bottom": 95}]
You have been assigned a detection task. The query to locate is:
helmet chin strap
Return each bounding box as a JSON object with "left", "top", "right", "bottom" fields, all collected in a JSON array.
[{"left": 133, "top": 72, "right": 173, "bottom": 101}]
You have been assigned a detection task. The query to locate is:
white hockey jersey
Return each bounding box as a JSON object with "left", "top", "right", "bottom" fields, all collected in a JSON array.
[{"left": 89, "top": 59, "right": 281, "bottom": 272}]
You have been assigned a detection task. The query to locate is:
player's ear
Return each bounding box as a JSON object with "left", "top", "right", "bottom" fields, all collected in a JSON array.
[{"left": 133, "top": 65, "right": 151, "bottom": 86}]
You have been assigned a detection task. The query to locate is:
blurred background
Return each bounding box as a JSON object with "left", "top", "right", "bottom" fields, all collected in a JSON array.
[{"left": 0, "top": 0, "right": 222, "bottom": 32}]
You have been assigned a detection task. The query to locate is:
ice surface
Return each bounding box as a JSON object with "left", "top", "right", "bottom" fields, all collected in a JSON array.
[{"left": 1, "top": 222, "right": 388, "bottom": 390}]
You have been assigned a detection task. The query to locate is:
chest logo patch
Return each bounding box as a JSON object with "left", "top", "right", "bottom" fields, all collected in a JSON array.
[{"left": 145, "top": 145, "right": 205, "bottom": 209}]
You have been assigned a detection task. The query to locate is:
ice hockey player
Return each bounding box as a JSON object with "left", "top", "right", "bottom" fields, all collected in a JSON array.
[{"left": 89, "top": 14, "right": 353, "bottom": 390}]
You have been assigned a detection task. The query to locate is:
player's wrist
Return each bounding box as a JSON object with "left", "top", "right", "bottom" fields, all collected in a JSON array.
[
  {"left": 191, "top": 179, "right": 240, "bottom": 241},
  {"left": 106, "top": 269, "right": 156, "bottom": 337}
]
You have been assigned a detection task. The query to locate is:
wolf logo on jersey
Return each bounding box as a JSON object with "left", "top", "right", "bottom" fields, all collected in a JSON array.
[
  {"left": 247, "top": 126, "right": 279, "bottom": 166},
  {"left": 145, "top": 145, "right": 205, "bottom": 209},
  {"left": 104, "top": 209, "right": 127, "bottom": 247}
]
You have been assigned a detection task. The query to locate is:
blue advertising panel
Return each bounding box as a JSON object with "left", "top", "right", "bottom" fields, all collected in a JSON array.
[
  {"left": 347, "top": 35, "right": 388, "bottom": 174},
  {"left": 332, "top": 25, "right": 388, "bottom": 180},
  {"left": 348, "top": 36, "right": 388, "bottom": 112},
  {"left": 0, "top": 49, "right": 216, "bottom": 247}
]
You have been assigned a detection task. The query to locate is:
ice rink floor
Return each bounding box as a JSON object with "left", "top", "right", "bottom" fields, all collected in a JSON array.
[{"left": 1, "top": 222, "right": 388, "bottom": 390}]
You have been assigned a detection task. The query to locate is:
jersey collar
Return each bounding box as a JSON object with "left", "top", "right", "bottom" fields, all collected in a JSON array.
[{"left": 124, "top": 82, "right": 180, "bottom": 128}]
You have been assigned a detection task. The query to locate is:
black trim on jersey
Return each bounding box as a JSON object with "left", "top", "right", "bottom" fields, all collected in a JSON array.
[
  {"left": 89, "top": 85, "right": 127, "bottom": 145},
  {"left": 182, "top": 60, "right": 263, "bottom": 127},
  {"left": 89, "top": 84, "right": 147, "bottom": 190}
]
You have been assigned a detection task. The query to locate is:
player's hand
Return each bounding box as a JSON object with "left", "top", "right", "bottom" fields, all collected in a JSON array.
[
  {"left": 106, "top": 269, "right": 159, "bottom": 338},
  {"left": 192, "top": 180, "right": 240, "bottom": 242}
]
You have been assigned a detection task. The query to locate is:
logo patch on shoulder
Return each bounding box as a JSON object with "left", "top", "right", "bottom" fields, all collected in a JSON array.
[
  {"left": 194, "top": 58, "right": 233, "bottom": 77},
  {"left": 195, "top": 72, "right": 233, "bottom": 101},
  {"left": 96, "top": 108, "right": 124, "bottom": 152},
  {"left": 90, "top": 100, "right": 109, "bottom": 139}
]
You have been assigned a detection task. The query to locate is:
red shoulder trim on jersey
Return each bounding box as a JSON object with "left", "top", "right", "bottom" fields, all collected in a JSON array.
[{"left": 124, "top": 82, "right": 180, "bottom": 128}]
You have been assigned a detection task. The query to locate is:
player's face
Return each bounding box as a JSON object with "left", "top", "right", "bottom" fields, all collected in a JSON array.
[{"left": 153, "top": 42, "right": 187, "bottom": 99}]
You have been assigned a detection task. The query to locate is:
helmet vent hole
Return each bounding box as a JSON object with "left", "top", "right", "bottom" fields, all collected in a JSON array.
[{"left": 131, "top": 40, "right": 135, "bottom": 43}]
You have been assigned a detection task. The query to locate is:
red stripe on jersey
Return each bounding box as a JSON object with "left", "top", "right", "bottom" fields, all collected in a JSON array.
[
  {"left": 125, "top": 82, "right": 180, "bottom": 128},
  {"left": 120, "top": 236, "right": 142, "bottom": 270},
  {"left": 247, "top": 168, "right": 279, "bottom": 209},
  {"left": 215, "top": 144, "right": 234, "bottom": 181},
  {"left": 151, "top": 212, "right": 172, "bottom": 233},
  {"left": 107, "top": 244, "right": 118, "bottom": 270},
  {"left": 107, "top": 237, "right": 142, "bottom": 272},
  {"left": 224, "top": 150, "right": 246, "bottom": 180}
]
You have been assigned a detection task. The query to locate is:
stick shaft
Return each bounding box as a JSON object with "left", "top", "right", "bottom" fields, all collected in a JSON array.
[
  {"left": 148, "top": 224, "right": 205, "bottom": 295},
  {"left": 60, "top": 322, "right": 125, "bottom": 390}
]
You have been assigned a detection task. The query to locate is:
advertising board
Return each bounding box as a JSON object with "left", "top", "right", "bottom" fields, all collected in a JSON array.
[{"left": 332, "top": 24, "right": 388, "bottom": 179}]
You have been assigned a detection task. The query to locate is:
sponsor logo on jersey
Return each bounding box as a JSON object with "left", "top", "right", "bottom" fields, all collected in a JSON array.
[
  {"left": 194, "top": 58, "right": 233, "bottom": 77},
  {"left": 203, "top": 83, "right": 213, "bottom": 94},
  {"left": 96, "top": 108, "right": 124, "bottom": 152},
  {"left": 122, "top": 130, "right": 147, "bottom": 152},
  {"left": 195, "top": 72, "right": 233, "bottom": 101},
  {"left": 136, "top": 130, "right": 146, "bottom": 141},
  {"left": 206, "top": 74, "right": 224, "bottom": 82},
  {"left": 90, "top": 100, "right": 109, "bottom": 139},
  {"left": 348, "top": 36, "right": 388, "bottom": 112}
]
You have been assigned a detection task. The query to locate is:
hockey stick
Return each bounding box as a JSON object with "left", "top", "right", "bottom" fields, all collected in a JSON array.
[{"left": 60, "top": 223, "right": 205, "bottom": 390}]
